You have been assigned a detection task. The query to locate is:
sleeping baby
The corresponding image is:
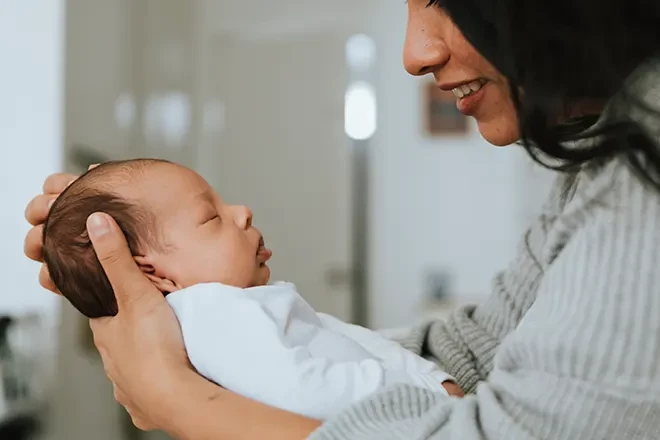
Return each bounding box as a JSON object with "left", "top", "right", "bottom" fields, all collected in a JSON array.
[{"left": 43, "top": 159, "right": 459, "bottom": 419}]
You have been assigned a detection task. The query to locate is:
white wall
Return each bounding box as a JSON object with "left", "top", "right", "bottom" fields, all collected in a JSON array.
[
  {"left": 0, "top": 1, "right": 64, "bottom": 321},
  {"left": 367, "top": 6, "right": 529, "bottom": 328}
]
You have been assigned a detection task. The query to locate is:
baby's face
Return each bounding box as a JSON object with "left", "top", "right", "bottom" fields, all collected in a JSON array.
[{"left": 129, "top": 162, "right": 272, "bottom": 291}]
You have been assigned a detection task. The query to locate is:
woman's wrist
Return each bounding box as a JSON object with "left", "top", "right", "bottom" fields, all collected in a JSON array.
[
  {"left": 153, "top": 368, "right": 222, "bottom": 437},
  {"left": 158, "top": 369, "right": 321, "bottom": 440}
]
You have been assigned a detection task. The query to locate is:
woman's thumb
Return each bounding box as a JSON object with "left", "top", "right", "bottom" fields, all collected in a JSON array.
[{"left": 87, "top": 212, "right": 159, "bottom": 310}]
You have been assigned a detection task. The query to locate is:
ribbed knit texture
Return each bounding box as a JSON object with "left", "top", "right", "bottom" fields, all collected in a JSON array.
[{"left": 308, "top": 61, "right": 660, "bottom": 439}]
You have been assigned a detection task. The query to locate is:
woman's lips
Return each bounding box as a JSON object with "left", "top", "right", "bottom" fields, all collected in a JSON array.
[
  {"left": 455, "top": 82, "right": 487, "bottom": 116},
  {"left": 437, "top": 78, "right": 488, "bottom": 116}
]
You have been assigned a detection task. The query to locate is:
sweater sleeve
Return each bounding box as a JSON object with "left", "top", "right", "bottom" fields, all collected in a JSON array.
[{"left": 308, "top": 161, "right": 660, "bottom": 440}]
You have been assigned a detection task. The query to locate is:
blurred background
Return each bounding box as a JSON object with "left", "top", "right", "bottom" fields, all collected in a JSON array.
[{"left": 0, "top": 1, "right": 555, "bottom": 439}]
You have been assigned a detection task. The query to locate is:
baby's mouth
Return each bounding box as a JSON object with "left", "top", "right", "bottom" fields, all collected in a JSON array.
[{"left": 256, "top": 236, "right": 272, "bottom": 264}]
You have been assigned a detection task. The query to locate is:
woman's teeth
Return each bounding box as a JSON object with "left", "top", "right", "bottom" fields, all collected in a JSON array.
[{"left": 452, "top": 80, "right": 485, "bottom": 99}]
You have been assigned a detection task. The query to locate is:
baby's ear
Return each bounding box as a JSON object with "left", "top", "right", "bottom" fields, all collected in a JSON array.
[
  {"left": 134, "top": 256, "right": 180, "bottom": 294},
  {"left": 134, "top": 255, "right": 156, "bottom": 274}
]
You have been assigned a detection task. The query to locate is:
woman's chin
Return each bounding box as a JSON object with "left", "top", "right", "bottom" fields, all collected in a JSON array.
[{"left": 477, "top": 120, "right": 520, "bottom": 147}]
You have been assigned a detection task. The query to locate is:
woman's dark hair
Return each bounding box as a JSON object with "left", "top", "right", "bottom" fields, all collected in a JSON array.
[{"left": 429, "top": 0, "right": 660, "bottom": 189}]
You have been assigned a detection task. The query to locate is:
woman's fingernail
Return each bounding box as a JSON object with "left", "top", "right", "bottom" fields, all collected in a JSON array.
[
  {"left": 47, "top": 199, "right": 55, "bottom": 210},
  {"left": 66, "top": 179, "right": 76, "bottom": 187},
  {"left": 87, "top": 213, "right": 110, "bottom": 237}
]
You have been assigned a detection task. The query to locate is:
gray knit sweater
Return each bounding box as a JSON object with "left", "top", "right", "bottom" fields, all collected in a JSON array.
[{"left": 309, "top": 60, "right": 660, "bottom": 439}]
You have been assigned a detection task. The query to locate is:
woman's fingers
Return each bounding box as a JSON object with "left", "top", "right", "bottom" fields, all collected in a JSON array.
[
  {"left": 113, "top": 383, "right": 127, "bottom": 406},
  {"left": 24, "top": 224, "right": 45, "bottom": 262},
  {"left": 42, "top": 172, "right": 77, "bottom": 195},
  {"left": 112, "top": 383, "right": 148, "bottom": 428},
  {"left": 38, "top": 264, "right": 61, "bottom": 294},
  {"left": 442, "top": 380, "right": 464, "bottom": 397},
  {"left": 25, "top": 194, "right": 57, "bottom": 226},
  {"left": 86, "top": 213, "right": 161, "bottom": 311},
  {"left": 25, "top": 171, "right": 79, "bottom": 296},
  {"left": 107, "top": 368, "right": 153, "bottom": 431}
]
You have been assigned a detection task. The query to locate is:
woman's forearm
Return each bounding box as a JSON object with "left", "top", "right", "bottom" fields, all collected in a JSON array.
[{"left": 160, "top": 370, "right": 322, "bottom": 440}]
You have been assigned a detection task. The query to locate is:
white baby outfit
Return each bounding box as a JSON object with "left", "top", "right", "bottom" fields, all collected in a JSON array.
[{"left": 166, "top": 281, "right": 453, "bottom": 419}]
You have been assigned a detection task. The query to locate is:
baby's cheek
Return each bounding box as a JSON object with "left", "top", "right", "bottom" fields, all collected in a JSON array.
[
  {"left": 231, "top": 253, "right": 263, "bottom": 288},
  {"left": 201, "top": 248, "right": 251, "bottom": 287},
  {"left": 160, "top": 252, "right": 194, "bottom": 287}
]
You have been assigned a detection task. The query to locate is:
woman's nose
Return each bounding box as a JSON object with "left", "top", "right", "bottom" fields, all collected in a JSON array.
[
  {"left": 233, "top": 205, "right": 253, "bottom": 229},
  {"left": 403, "top": 8, "right": 450, "bottom": 76}
]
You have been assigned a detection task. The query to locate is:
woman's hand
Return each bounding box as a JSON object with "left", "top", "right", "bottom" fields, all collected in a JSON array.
[
  {"left": 85, "top": 212, "right": 193, "bottom": 431},
  {"left": 442, "top": 380, "right": 465, "bottom": 397},
  {"left": 24, "top": 172, "right": 79, "bottom": 293}
]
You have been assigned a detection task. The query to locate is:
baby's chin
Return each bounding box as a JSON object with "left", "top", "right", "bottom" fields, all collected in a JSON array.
[{"left": 251, "top": 265, "right": 271, "bottom": 287}]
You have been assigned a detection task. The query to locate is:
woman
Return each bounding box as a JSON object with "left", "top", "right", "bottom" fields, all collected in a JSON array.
[{"left": 23, "top": 0, "right": 660, "bottom": 438}]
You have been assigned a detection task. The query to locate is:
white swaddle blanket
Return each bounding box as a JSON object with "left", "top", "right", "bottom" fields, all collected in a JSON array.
[{"left": 166, "top": 281, "right": 453, "bottom": 419}]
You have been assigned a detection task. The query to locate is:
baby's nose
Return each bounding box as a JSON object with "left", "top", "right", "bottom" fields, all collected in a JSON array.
[{"left": 234, "top": 205, "right": 253, "bottom": 228}]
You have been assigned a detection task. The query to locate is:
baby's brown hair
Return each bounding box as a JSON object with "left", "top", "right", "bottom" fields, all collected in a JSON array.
[{"left": 43, "top": 159, "right": 168, "bottom": 318}]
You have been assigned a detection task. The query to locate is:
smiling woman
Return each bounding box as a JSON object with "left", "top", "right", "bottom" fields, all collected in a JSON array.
[
  {"left": 404, "top": 0, "right": 520, "bottom": 146},
  {"left": 420, "top": 0, "right": 660, "bottom": 181}
]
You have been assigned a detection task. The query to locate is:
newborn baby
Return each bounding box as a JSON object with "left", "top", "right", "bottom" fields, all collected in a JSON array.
[{"left": 43, "top": 159, "right": 456, "bottom": 419}]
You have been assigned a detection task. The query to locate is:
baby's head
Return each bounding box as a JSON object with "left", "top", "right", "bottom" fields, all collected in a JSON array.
[{"left": 43, "top": 159, "right": 272, "bottom": 318}]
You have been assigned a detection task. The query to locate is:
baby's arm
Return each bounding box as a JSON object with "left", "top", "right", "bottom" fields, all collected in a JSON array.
[{"left": 317, "top": 313, "right": 462, "bottom": 395}]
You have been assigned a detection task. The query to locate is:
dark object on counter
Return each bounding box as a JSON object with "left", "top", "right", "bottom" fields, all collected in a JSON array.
[
  {"left": 0, "top": 315, "right": 43, "bottom": 439},
  {"left": 0, "top": 316, "right": 20, "bottom": 400},
  {"left": 0, "top": 413, "right": 41, "bottom": 440},
  {"left": 425, "top": 268, "right": 453, "bottom": 300}
]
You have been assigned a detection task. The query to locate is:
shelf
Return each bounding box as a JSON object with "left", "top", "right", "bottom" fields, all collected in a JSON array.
[{"left": 417, "top": 297, "right": 481, "bottom": 321}]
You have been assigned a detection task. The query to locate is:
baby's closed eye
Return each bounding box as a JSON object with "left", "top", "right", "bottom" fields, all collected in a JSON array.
[{"left": 202, "top": 215, "right": 219, "bottom": 225}]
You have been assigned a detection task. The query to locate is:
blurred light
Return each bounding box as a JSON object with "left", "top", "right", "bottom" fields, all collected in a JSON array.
[
  {"left": 346, "top": 34, "right": 376, "bottom": 72},
  {"left": 345, "top": 81, "right": 376, "bottom": 140},
  {"left": 143, "top": 91, "right": 191, "bottom": 149}
]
